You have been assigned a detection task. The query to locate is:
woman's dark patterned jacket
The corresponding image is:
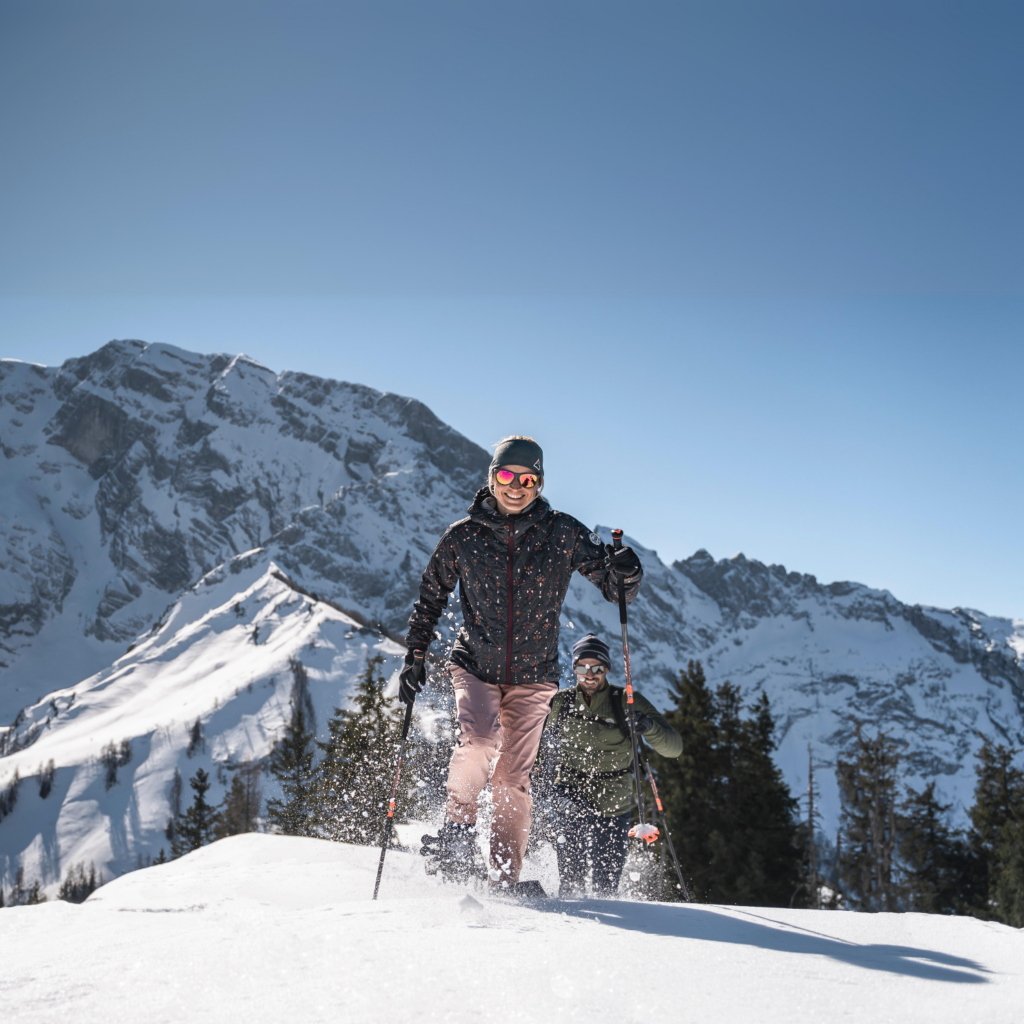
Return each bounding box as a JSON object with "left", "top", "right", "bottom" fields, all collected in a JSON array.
[{"left": 405, "top": 487, "right": 642, "bottom": 687}]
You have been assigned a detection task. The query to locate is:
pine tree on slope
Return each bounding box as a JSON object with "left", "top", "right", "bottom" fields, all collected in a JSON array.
[
  {"left": 652, "top": 661, "right": 800, "bottom": 906},
  {"left": 58, "top": 862, "right": 102, "bottom": 904},
  {"left": 898, "top": 781, "right": 971, "bottom": 914},
  {"left": 836, "top": 726, "right": 902, "bottom": 912},
  {"left": 216, "top": 761, "right": 262, "bottom": 839},
  {"left": 993, "top": 817, "right": 1024, "bottom": 928},
  {"left": 307, "top": 653, "right": 414, "bottom": 847},
  {"left": 170, "top": 768, "right": 221, "bottom": 858},
  {"left": 704, "top": 687, "right": 800, "bottom": 906},
  {"left": 265, "top": 697, "right": 316, "bottom": 836},
  {"left": 967, "top": 739, "right": 1024, "bottom": 924},
  {"left": 651, "top": 661, "right": 716, "bottom": 899}
]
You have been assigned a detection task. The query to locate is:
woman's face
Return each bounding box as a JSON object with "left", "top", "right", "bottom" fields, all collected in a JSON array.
[
  {"left": 492, "top": 464, "right": 540, "bottom": 515},
  {"left": 575, "top": 658, "right": 609, "bottom": 696}
]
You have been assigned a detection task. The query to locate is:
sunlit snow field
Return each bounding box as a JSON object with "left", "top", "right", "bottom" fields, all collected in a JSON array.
[{"left": 2, "top": 833, "right": 1020, "bottom": 1024}]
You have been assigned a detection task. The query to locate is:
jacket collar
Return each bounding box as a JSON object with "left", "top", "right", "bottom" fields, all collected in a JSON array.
[
  {"left": 468, "top": 486, "right": 551, "bottom": 534},
  {"left": 572, "top": 682, "right": 615, "bottom": 717}
]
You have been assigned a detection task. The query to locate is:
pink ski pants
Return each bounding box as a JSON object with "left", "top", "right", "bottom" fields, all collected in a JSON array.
[{"left": 446, "top": 666, "right": 557, "bottom": 884}]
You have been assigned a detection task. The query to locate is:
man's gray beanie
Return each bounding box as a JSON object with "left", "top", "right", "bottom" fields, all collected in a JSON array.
[
  {"left": 571, "top": 633, "right": 612, "bottom": 668},
  {"left": 489, "top": 437, "right": 544, "bottom": 477}
]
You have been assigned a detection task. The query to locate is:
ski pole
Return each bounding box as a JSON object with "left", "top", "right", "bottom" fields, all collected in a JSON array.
[
  {"left": 372, "top": 650, "right": 421, "bottom": 900},
  {"left": 639, "top": 745, "right": 691, "bottom": 900},
  {"left": 611, "top": 529, "right": 659, "bottom": 846}
]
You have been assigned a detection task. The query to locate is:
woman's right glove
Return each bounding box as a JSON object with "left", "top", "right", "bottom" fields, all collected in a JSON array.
[{"left": 398, "top": 650, "right": 425, "bottom": 704}]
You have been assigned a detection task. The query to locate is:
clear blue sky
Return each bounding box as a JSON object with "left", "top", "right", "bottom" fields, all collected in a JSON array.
[{"left": 1, "top": 2, "right": 1021, "bottom": 617}]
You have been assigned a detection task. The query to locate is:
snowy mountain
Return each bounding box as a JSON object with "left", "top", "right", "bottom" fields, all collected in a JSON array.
[
  {"left": 1, "top": 340, "right": 1022, "bottom": 894},
  {"left": 3, "top": 833, "right": 1022, "bottom": 1024}
]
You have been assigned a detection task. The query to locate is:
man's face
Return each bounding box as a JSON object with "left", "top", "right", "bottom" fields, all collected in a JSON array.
[
  {"left": 575, "top": 658, "right": 609, "bottom": 696},
  {"left": 493, "top": 464, "right": 540, "bottom": 515}
]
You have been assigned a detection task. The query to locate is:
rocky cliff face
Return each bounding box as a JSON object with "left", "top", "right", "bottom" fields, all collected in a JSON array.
[
  {"left": 0, "top": 340, "right": 485, "bottom": 721},
  {"left": 1, "top": 341, "right": 1022, "bottom": 892}
]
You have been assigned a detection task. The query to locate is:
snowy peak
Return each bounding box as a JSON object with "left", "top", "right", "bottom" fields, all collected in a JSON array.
[
  {"left": 675, "top": 548, "right": 874, "bottom": 623},
  {"left": 675, "top": 549, "right": 1024, "bottom": 703},
  {"left": 0, "top": 339, "right": 487, "bottom": 711}
]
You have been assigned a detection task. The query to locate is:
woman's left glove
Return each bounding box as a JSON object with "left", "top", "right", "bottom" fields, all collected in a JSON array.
[{"left": 606, "top": 544, "right": 641, "bottom": 578}]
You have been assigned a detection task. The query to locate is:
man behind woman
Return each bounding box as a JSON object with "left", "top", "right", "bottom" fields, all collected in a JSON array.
[{"left": 541, "top": 632, "right": 682, "bottom": 897}]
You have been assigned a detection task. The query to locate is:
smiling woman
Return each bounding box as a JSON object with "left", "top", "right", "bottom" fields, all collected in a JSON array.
[{"left": 401, "top": 432, "right": 647, "bottom": 890}]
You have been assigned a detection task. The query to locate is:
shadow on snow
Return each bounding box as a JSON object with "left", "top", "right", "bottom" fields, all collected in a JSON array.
[{"left": 535, "top": 899, "right": 990, "bottom": 985}]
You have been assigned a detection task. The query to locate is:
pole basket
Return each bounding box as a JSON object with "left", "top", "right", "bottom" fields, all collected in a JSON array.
[{"left": 629, "top": 822, "right": 660, "bottom": 844}]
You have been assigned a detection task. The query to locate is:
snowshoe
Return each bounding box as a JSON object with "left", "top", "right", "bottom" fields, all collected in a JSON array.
[
  {"left": 420, "top": 822, "right": 484, "bottom": 883},
  {"left": 491, "top": 879, "right": 548, "bottom": 901}
]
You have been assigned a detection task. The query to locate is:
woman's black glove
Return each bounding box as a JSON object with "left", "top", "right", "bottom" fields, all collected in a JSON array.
[
  {"left": 605, "top": 544, "right": 641, "bottom": 579},
  {"left": 398, "top": 651, "right": 425, "bottom": 704}
]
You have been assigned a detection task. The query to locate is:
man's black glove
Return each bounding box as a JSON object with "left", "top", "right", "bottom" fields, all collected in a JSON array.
[
  {"left": 633, "top": 711, "right": 653, "bottom": 735},
  {"left": 606, "top": 544, "right": 642, "bottom": 579},
  {"left": 398, "top": 651, "right": 425, "bottom": 705}
]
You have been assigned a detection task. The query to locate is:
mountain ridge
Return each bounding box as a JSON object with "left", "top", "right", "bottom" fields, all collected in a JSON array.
[{"left": 1, "top": 340, "right": 1022, "bottom": 892}]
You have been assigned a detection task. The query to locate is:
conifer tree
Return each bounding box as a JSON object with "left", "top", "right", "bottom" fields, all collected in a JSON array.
[
  {"left": 3, "top": 868, "right": 47, "bottom": 906},
  {"left": 652, "top": 661, "right": 800, "bottom": 905},
  {"left": 58, "top": 862, "right": 102, "bottom": 903},
  {"left": 170, "top": 768, "right": 220, "bottom": 857},
  {"left": 216, "top": 761, "right": 262, "bottom": 839},
  {"left": 966, "top": 739, "right": 1024, "bottom": 923},
  {"left": 707, "top": 687, "right": 800, "bottom": 906},
  {"left": 651, "top": 660, "right": 715, "bottom": 898},
  {"left": 186, "top": 719, "right": 204, "bottom": 758},
  {"left": 308, "top": 653, "right": 414, "bottom": 846},
  {"left": 898, "top": 781, "right": 970, "bottom": 914},
  {"left": 993, "top": 818, "right": 1024, "bottom": 928},
  {"left": 800, "top": 744, "right": 825, "bottom": 909},
  {"left": 25, "top": 879, "right": 47, "bottom": 904},
  {"left": 9, "top": 867, "right": 25, "bottom": 905},
  {"left": 836, "top": 726, "right": 903, "bottom": 911},
  {"left": 265, "top": 696, "right": 316, "bottom": 835},
  {"left": 38, "top": 759, "right": 56, "bottom": 799}
]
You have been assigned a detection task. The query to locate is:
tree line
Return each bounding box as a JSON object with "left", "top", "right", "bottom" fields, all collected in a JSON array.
[
  {"left": 646, "top": 660, "right": 1024, "bottom": 925},
  {"left": 8, "top": 652, "right": 1020, "bottom": 923},
  {"left": 165, "top": 654, "right": 418, "bottom": 858}
]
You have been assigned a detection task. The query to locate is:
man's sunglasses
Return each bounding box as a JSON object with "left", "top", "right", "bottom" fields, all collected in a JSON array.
[
  {"left": 574, "top": 664, "right": 607, "bottom": 677},
  {"left": 494, "top": 468, "right": 540, "bottom": 489}
]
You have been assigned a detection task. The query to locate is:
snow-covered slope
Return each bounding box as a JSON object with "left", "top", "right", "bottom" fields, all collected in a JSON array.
[
  {"left": 0, "top": 555, "right": 403, "bottom": 890},
  {"left": 2, "top": 340, "right": 1023, "bottom": 895},
  {"left": 2, "top": 834, "right": 1021, "bottom": 1024}
]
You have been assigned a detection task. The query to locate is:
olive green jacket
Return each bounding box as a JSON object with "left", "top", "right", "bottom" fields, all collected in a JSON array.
[{"left": 543, "top": 683, "right": 683, "bottom": 816}]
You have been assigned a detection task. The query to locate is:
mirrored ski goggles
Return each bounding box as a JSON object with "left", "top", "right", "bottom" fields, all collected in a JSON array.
[
  {"left": 493, "top": 468, "right": 540, "bottom": 489},
  {"left": 574, "top": 664, "right": 608, "bottom": 677}
]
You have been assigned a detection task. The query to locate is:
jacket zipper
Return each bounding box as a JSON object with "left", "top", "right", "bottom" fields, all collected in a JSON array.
[{"left": 506, "top": 518, "right": 514, "bottom": 685}]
